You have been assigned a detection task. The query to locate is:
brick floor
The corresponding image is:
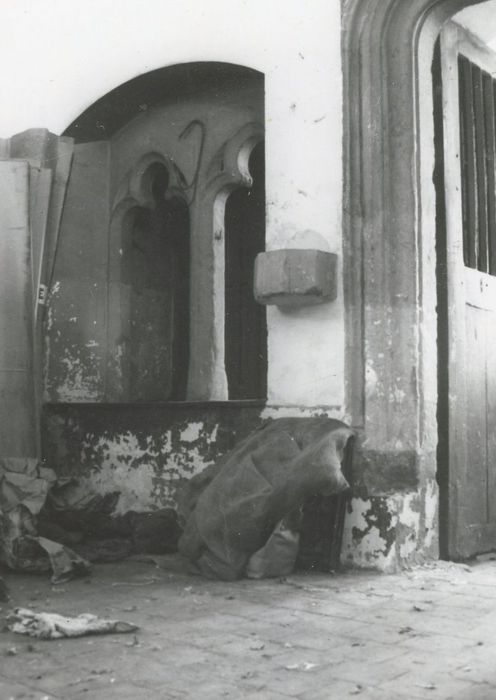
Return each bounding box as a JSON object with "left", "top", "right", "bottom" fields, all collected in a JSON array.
[{"left": 1, "top": 557, "right": 495, "bottom": 699}]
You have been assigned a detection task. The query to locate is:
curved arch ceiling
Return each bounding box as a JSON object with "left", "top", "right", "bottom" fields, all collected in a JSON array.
[{"left": 63, "top": 62, "right": 263, "bottom": 143}]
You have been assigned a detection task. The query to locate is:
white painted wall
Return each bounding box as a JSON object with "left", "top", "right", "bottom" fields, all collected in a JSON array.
[
  {"left": 1, "top": 0, "right": 344, "bottom": 410},
  {"left": 454, "top": 0, "right": 496, "bottom": 47}
]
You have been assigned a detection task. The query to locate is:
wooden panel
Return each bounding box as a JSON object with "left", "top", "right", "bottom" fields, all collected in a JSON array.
[
  {"left": 28, "top": 166, "right": 52, "bottom": 318},
  {"left": 483, "top": 73, "right": 496, "bottom": 275},
  {"left": 55, "top": 142, "right": 109, "bottom": 281},
  {"left": 0, "top": 161, "right": 37, "bottom": 457},
  {"left": 472, "top": 64, "right": 489, "bottom": 272},
  {"left": 46, "top": 142, "right": 110, "bottom": 402},
  {"left": 9, "top": 129, "right": 75, "bottom": 290},
  {"left": 440, "top": 22, "right": 496, "bottom": 559},
  {"left": 464, "top": 266, "right": 496, "bottom": 310},
  {"left": 463, "top": 304, "right": 488, "bottom": 525},
  {"left": 486, "top": 307, "right": 496, "bottom": 523},
  {"left": 457, "top": 522, "right": 496, "bottom": 558}
]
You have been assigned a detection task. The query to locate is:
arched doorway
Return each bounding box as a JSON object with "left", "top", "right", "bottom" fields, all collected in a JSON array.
[{"left": 343, "top": 0, "right": 490, "bottom": 561}]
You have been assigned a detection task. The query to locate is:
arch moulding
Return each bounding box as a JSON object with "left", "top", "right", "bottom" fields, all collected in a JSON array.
[{"left": 342, "top": 0, "right": 481, "bottom": 466}]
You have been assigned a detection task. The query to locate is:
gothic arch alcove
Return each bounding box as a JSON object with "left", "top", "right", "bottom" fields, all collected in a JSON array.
[
  {"left": 110, "top": 160, "right": 190, "bottom": 402},
  {"left": 45, "top": 61, "right": 265, "bottom": 405},
  {"left": 42, "top": 59, "right": 267, "bottom": 523}
]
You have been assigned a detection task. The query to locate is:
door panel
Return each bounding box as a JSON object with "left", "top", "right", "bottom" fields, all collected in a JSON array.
[{"left": 439, "top": 23, "right": 496, "bottom": 558}]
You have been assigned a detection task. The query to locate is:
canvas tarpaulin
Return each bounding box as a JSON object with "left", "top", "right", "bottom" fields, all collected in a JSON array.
[{"left": 178, "top": 417, "right": 354, "bottom": 581}]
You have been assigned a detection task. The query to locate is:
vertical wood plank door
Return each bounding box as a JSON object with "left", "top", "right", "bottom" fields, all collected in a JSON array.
[{"left": 439, "top": 23, "right": 496, "bottom": 558}]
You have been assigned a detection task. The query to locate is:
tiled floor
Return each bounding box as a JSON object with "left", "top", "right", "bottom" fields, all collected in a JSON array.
[{"left": 1, "top": 557, "right": 495, "bottom": 699}]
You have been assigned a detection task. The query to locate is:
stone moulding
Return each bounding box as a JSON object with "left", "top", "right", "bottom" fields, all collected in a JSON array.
[
  {"left": 342, "top": 0, "right": 479, "bottom": 440},
  {"left": 341, "top": 0, "right": 482, "bottom": 565}
]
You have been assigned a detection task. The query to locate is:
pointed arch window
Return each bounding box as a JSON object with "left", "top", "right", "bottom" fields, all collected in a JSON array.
[
  {"left": 224, "top": 141, "right": 267, "bottom": 399},
  {"left": 111, "top": 161, "right": 190, "bottom": 401}
]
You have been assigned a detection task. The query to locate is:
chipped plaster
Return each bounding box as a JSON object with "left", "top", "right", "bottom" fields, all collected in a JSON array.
[
  {"left": 341, "top": 483, "right": 439, "bottom": 572},
  {"left": 76, "top": 422, "right": 222, "bottom": 514}
]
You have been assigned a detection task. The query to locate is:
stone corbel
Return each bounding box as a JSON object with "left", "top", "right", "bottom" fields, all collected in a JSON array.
[{"left": 254, "top": 249, "right": 338, "bottom": 307}]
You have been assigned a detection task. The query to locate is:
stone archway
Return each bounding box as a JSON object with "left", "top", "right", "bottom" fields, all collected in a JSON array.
[
  {"left": 343, "top": 0, "right": 479, "bottom": 438},
  {"left": 341, "top": 0, "right": 485, "bottom": 565}
]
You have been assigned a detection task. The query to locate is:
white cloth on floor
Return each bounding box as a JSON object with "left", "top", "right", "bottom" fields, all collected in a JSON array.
[{"left": 7, "top": 607, "right": 138, "bottom": 639}]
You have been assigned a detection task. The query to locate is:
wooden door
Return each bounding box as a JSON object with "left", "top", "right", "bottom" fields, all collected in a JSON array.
[{"left": 438, "top": 23, "right": 496, "bottom": 558}]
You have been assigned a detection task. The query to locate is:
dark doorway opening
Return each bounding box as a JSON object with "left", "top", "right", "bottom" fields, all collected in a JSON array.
[{"left": 224, "top": 141, "right": 267, "bottom": 400}]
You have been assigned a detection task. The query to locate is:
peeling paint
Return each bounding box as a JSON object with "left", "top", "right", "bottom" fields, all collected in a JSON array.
[
  {"left": 179, "top": 422, "right": 203, "bottom": 443},
  {"left": 365, "top": 363, "right": 378, "bottom": 399},
  {"left": 43, "top": 404, "right": 264, "bottom": 517},
  {"left": 341, "top": 483, "right": 439, "bottom": 572},
  {"left": 44, "top": 279, "right": 105, "bottom": 402},
  {"left": 76, "top": 423, "right": 222, "bottom": 513}
]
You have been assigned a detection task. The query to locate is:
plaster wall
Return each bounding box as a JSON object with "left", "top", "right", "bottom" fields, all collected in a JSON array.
[{"left": 2, "top": 0, "right": 345, "bottom": 411}]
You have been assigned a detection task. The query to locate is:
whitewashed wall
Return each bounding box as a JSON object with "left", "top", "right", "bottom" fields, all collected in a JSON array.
[{"left": 0, "top": 0, "right": 345, "bottom": 411}]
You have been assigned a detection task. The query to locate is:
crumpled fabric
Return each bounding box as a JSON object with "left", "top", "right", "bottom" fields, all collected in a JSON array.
[
  {"left": 0, "top": 459, "right": 91, "bottom": 583},
  {"left": 0, "top": 458, "right": 56, "bottom": 516},
  {"left": 245, "top": 508, "right": 302, "bottom": 579},
  {"left": 178, "top": 417, "right": 354, "bottom": 581},
  {"left": 40, "top": 480, "right": 181, "bottom": 558},
  {"left": 0, "top": 504, "right": 91, "bottom": 583},
  {"left": 33, "top": 536, "right": 92, "bottom": 583},
  {"left": 7, "top": 608, "right": 138, "bottom": 639}
]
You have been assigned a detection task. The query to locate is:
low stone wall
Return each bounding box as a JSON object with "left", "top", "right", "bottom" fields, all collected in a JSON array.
[{"left": 42, "top": 401, "right": 264, "bottom": 514}]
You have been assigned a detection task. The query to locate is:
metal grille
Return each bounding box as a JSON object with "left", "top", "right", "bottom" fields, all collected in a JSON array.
[{"left": 458, "top": 54, "right": 496, "bottom": 274}]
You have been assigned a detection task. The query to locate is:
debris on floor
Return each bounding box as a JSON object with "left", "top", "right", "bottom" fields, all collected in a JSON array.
[
  {"left": 0, "top": 456, "right": 181, "bottom": 583},
  {"left": 0, "top": 458, "right": 92, "bottom": 583},
  {"left": 2, "top": 558, "right": 496, "bottom": 698},
  {"left": 2, "top": 420, "right": 354, "bottom": 587},
  {"left": 6, "top": 607, "right": 139, "bottom": 639},
  {"left": 39, "top": 480, "right": 181, "bottom": 562},
  {"left": 475, "top": 552, "right": 496, "bottom": 562}
]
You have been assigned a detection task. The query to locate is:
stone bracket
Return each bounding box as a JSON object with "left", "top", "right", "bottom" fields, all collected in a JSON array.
[{"left": 254, "top": 249, "right": 337, "bottom": 307}]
